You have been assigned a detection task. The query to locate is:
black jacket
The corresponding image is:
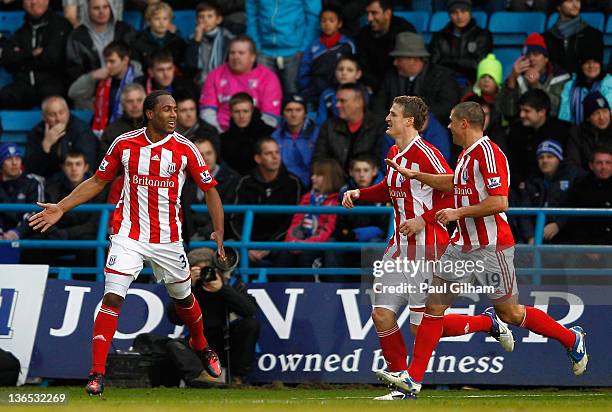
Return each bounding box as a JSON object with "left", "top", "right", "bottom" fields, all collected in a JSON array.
[
  {"left": 566, "top": 121, "right": 612, "bottom": 172},
  {"left": 0, "top": 173, "right": 43, "bottom": 238},
  {"left": 177, "top": 119, "right": 220, "bottom": 157},
  {"left": 25, "top": 115, "right": 98, "bottom": 179},
  {"left": 99, "top": 114, "right": 145, "bottom": 160},
  {"left": 313, "top": 111, "right": 385, "bottom": 172},
  {"left": 372, "top": 63, "right": 462, "bottom": 125},
  {"left": 220, "top": 109, "right": 275, "bottom": 176},
  {"left": 356, "top": 15, "right": 416, "bottom": 92},
  {"left": 230, "top": 164, "right": 302, "bottom": 240},
  {"left": 506, "top": 117, "right": 572, "bottom": 187},
  {"left": 66, "top": 21, "right": 135, "bottom": 84},
  {"left": 429, "top": 19, "right": 493, "bottom": 83},
  {"left": 134, "top": 74, "right": 196, "bottom": 97},
  {"left": 1, "top": 9, "right": 72, "bottom": 87},
  {"left": 131, "top": 28, "right": 186, "bottom": 70},
  {"left": 543, "top": 21, "right": 604, "bottom": 74}
]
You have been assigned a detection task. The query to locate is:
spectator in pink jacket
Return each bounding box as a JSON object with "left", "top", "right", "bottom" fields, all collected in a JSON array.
[
  {"left": 199, "top": 34, "right": 283, "bottom": 132},
  {"left": 273, "top": 158, "right": 345, "bottom": 281}
]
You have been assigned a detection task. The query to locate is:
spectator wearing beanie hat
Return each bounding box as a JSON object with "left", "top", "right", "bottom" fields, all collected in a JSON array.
[
  {"left": 429, "top": 0, "right": 492, "bottom": 89},
  {"left": 558, "top": 46, "right": 612, "bottom": 125},
  {"left": 462, "top": 53, "right": 502, "bottom": 104},
  {"left": 515, "top": 139, "right": 585, "bottom": 244},
  {"left": 567, "top": 91, "right": 612, "bottom": 171},
  {"left": 543, "top": 0, "right": 604, "bottom": 74},
  {"left": 499, "top": 33, "right": 570, "bottom": 119}
]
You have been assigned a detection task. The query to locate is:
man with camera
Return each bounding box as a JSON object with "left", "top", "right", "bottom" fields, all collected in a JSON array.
[{"left": 166, "top": 247, "right": 260, "bottom": 386}]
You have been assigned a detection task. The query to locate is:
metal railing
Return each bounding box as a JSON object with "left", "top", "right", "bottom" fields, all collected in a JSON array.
[{"left": 0, "top": 204, "right": 610, "bottom": 283}]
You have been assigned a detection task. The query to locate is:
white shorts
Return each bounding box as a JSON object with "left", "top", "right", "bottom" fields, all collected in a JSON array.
[
  {"left": 435, "top": 244, "right": 518, "bottom": 303},
  {"left": 372, "top": 250, "right": 432, "bottom": 325},
  {"left": 104, "top": 235, "right": 192, "bottom": 300}
]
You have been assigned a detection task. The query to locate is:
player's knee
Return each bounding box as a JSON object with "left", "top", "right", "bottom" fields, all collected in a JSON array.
[
  {"left": 173, "top": 293, "right": 194, "bottom": 307},
  {"left": 371, "top": 307, "right": 395, "bottom": 327},
  {"left": 102, "top": 292, "right": 124, "bottom": 309},
  {"left": 496, "top": 306, "right": 524, "bottom": 326},
  {"left": 410, "top": 323, "right": 419, "bottom": 336}
]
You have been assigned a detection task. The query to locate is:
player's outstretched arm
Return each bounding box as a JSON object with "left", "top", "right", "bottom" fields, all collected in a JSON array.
[
  {"left": 385, "top": 159, "right": 454, "bottom": 192},
  {"left": 29, "top": 175, "right": 109, "bottom": 232},
  {"left": 204, "top": 187, "right": 225, "bottom": 260},
  {"left": 436, "top": 195, "right": 508, "bottom": 224}
]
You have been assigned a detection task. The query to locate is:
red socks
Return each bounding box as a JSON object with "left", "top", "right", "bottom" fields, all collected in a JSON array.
[
  {"left": 91, "top": 304, "right": 120, "bottom": 374},
  {"left": 408, "top": 313, "right": 444, "bottom": 382},
  {"left": 175, "top": 294, "right": 208, "bottom": 351},
  {"left": 377, "top": 324, "right": 408, "bottom": 371},
  {"left": 442, "top": 314, "right": 492, "bottom": 337},
  {"left": 520, "top": 306, "right": 576, "bottom": 349}
]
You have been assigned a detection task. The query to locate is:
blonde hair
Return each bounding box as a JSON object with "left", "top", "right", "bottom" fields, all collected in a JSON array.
[
  {"left": 145, "top": 2, "right": 173, "bottom": 22},
  {"left": 311, "top": 159, "right": 345, "bottom": 195}
]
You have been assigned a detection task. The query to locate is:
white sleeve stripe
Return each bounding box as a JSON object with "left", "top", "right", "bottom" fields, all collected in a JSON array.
[
  {"left": 481, "top": 140, "right": 497, "bottom": 174},
  {"left": 175, "top": 134, "right": 206, "bottom": 167},
  {"left": 106, "top": 128, "right": 144, "bottom": 156},
  {"left": 416, "top": 139, "right": 446, "bottom": 174}
]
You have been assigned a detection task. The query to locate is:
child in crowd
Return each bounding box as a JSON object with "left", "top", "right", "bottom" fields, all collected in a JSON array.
[
  {"left": 185, "top": 1, "right": 234, "bottom": 87},
  {"left": 132, "top": 2, "right": 186, "bottom": 71},
  {"left": 274, "top": 159, "right": 345, "bottom": 280},
  {"left": 462, "top": 53, "right": 502, "bottom": 105},
  {"left": 298, "top": 5, "right": 356, "bottom": 110},
  {"left": 316, "top": 56, "right": 369, "bottom": 125}
]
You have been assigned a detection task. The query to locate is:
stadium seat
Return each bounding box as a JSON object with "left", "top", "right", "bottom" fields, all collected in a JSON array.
[
  {"left": 428, "top": 10, "right": 488, "bottom": 33},
  {"left": 605, "top": 16, "right": 612, "bottom": 46},
  {"left": 0, "top": 110, "right": 92, "bottom": 145},
  {"left": 0, "top": 11, "right": 24, "bottom": 36},
  {"left": 173, "top": 10, "right": 195, "bottom": 40},
  {"left": 493, "top": 47, "right": 522, "bottom": 79},
  {"left": 0, "top": 68, "right": 12, "bottom": 89},
  {"left": 546, "top": 12, "right": 605, "bottom": 31},
  {"left": 488, "top": 12, "right": 546, "bottom": 46},
  {"left": 122, "top": 10, "right": 142, "bottom": 31},
  {"left": 394, "top": 11, "right": 429, "bottom": 33}
]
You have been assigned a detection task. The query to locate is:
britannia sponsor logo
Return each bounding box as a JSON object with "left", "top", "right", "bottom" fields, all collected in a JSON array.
[
  {"left": 389, "top": 189, "right": 407, "bottom": 198},
  {"left": 132, "top": 174, "right": 175, "bottom": 188},
  {"left": 454, "top": 186, "right": 473, "bottom": 195}
]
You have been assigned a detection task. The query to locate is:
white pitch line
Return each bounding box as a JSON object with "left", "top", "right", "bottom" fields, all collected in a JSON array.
[{"left": 291, "top": 393, "right": 606, "bottom": 401}]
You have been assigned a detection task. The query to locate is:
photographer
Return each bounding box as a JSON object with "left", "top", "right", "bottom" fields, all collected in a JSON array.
[{"left": 166, "top": 247, "right": 260, "bottom": 386}]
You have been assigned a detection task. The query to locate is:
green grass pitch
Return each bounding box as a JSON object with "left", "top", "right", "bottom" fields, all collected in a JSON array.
[{"left": 1, "top": 386, "right": 611, "bottom": 411}]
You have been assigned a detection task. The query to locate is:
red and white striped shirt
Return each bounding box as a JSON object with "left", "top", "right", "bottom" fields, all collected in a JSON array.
[
  {"left": 450, "top": 136, "right": 514, "bottom": 251},
  {"left": 96, "top": 128, "right": 218, "bottom": 243},
  {"left": 360, "top": 136, "right": 453, "bottom": 260}
]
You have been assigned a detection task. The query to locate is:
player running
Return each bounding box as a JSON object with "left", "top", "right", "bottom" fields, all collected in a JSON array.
[
  {"left": 343, "top": 96, "right": 513, "bottom": 401},
  {"left": 378, "top": 101, "right": 588, "bottom": 397},
  {"left": 29, "top": 91, "right": 226, "bottom": 396}
]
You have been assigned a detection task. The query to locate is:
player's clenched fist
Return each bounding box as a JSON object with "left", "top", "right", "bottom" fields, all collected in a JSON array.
[
  {"left": 435, "top": 208, "right": 462, "bottom": 225},
  {"left": 342, "top": 189, "right": 360, "bottom": 208}
]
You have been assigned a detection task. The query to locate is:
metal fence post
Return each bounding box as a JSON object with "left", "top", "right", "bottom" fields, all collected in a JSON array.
[
  {"left": 533, "top": 211, "right": 546, "bottom": 286},
  {"left": 240, "top": 210, "right": 254, "bottom": 283},
  {"left": 95, "top": 209, "right": 110, "bottom": 283}
]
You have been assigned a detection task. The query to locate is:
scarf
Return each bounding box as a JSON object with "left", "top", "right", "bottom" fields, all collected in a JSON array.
[
  {"left": 555, "top": 16, "right": 586, "bottom": 39},
  {"left": 320, "top": 32, "right": 341, "bottom": 49},
  {"left": 302, "top": 190, "right": 327, "bottom": 237},
  {"left": 570, "top": 78, "right": 602, "bottom": 125},
  {"left": 198, "top": 27, "right": 226, "bottom": 83},
  {"left": 92, "top": 64, "right": 136, "bottom": 136}
]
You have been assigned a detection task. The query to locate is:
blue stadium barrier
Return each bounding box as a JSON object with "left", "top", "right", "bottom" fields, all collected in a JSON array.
[
  {"left": 1, "top": 204, "right": 611, "bottom": 284},
  {"left": 173, "top": 10, "right": 195, "bottom": 40},
  {"left": 394, "top": 11, "right": 429, "bottom": 33},
  {"left": 0, "top": 11, "right": 24, "bottom": 36},
  {"left": 428, "top": 10, "right": 488, "bottom": 32},
  {"left": 488, "top": 12, "right": 545, "bottom": 46},
  {"left": 605, "top": 15, "right": 612, "bottom": 46},
  {"left": 122, "top": 10, "right": 142, "bottom": 31},
  {"left": 492, "top": 47, "right": 522, "bottom": 79},
  {"left": 0, "top": 110, "right": 93, "bottom": 145},
  {"left": 546, "top": 12, "right": 605, "bottom": 31}
]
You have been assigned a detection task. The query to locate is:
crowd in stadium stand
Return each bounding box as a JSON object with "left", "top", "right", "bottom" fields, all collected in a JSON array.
[{"left": 0, "top": 0, "right": 610, "bottom": 272}]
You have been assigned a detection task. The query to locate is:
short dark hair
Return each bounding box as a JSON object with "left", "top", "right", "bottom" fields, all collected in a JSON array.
[
  {"left": 590, "top": 145, "right": 612, "bottom": 162},
  {"left": 173, "top": 90, "right": 198, "bottom": 105},
  {"left": 452, "top": 101, "right": 485, "bottom": 130},
  {"left": 229, "top": 92, "right": 254, "bottom": 108},
  {"left": 63, "top": 151, "right": 88, "bottom": 164},
  {"left": 336, "top": 55, "right": 361, "bottom": 71},
  {"left": 367, "top": 0, "right": 392, "bottom": 11},
  {"left": 193, "top": 135, "right": 219, "bottom": 156},
  {"left": 321, "top": 4, "right": 342, "bottom": 20},
  {"left": 196, "top": 0, "right": 221, "bottom": 15},
  {"left": 518, "top": 89, "right": 551, "bottom": 113},
  {"left": 103, "top": 40, "right": 130, "bottom": 59},
  {"left": 253, "top": 136, "right": 277, "bottom": 155},
  {"left": 143, "top": 90, "right": 173, "bottom": 116},
  {"left": 393, "top": 96, "right": 429, "bottom": 131},
  {"left": 148, "top": 48, "right": 174, "bottom": 68},
  {"left": 229, "top": 34, "right": 257, "bottom": 55},
  {"left": 337, "top": 82, "right": 365, "bottom": 104},
  {"left": 349, "top": 153, "right": 378, "bottom": 170}
]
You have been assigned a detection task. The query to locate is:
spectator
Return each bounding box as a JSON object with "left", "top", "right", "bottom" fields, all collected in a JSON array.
[
  {"left": 558, "top": 47, "right": 612, "bottom": 125},
  {"left": 63, "top": 0, "right": 123, "bottom": 28},
  {"left": 506, "top": 89, "right": 572, "bottom": 187},
  {"left": 371, "top": 32, "right": 461, "bottom": 125},
  {"left": 498, "top": 33, "right": 570, "bottom": 119},
  {"left": 515, "top": 140, "right": 585, "bottom": 244},
  {"left": 183, "top": 136, "right": 240, "bottom": 242},
  {"left": 429, "top": 0, "right": 492, "bottom": 89},
  {"left": 246, "top": 0, "right": 321, "bottom": 96},
  {"left": 274, "top": 158, "right": 344, "bottom": 278},
  {"left": 272, "top": 95, "right": 319, "bottom": 188},
  {"left": 356, "top": 0, "right": 416, "bottom": 93},
  {"left": 0, "top": 143, "right": 44, "bottom": 241},
  {"left": 0, "top": 0, "right": 72, "bottom": 109},
  {"left": 43, "top": 151, "right": 106, "bottom": 266},
  {"left": 99, "top": 83, "right": 146, "bottom": 157},
  {"left": 462, "top": 53, "right": 503, "bottom": 109},
  {"left": 543, "top": 0, "right": 604, "bottom": 74},
  {"left": 68, "top": 41, "right": 142, "bottom": 135},
  {"left": 131, "top": 2, "right": 186, "bottom": 71},
  {"left": 314, "top": 83, "right": 386, "bottom": 171},
  {"left": 199, "top": 35, "right": 282, "bottom": 132},
  {"left": 297, "top": 5, "right": 356, "bottom": 109},
  {"left": 25, "top": 96, "right": 98, "bottom": 179},
  {"left": 134, "top": 49, "right": 195, "bottom": 94},
  {"left": 567, "top": 91, "right": 612, "bottom": 171},
  {"left": 507, "top": 0, "right": 549, "bottom": 11},
  {"left": 175, "top": 92, "right": 219, "bottom": 150},
  {"left": 65, "top": 0, "right": 135, "bottom": 86},
  {"left": 230, "top": 137, "right": 302, "bottom": 264},
  {"left": 184, "top": 1, "right": 234, "bottom": 87},
  {"left": 316, "top": 55, "right": 370, "bottom": 126},
  {"left": 220, "top": 93, "right": 275, "bottom": 176},
  {"left": 324, "top": 0, "right": 367, "bottom": 39}
]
